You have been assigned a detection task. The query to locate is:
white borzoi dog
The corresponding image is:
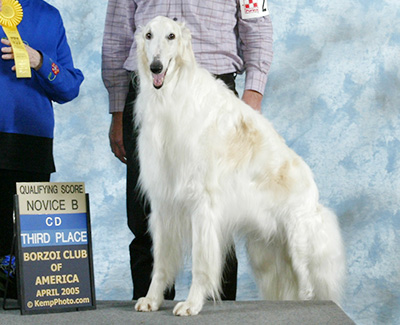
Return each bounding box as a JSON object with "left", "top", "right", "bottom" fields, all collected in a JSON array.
[{"left": 134, "top": 16, "right": 345, "bottom": 316}]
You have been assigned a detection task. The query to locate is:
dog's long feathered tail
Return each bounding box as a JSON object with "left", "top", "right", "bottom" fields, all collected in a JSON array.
[{"left": 310, "top": 205, "right": 345, "bottom": 304}]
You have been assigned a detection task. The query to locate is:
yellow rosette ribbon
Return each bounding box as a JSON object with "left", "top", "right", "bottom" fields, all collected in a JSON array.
[{"left": 0, "top": 0, "right": 31, "bottom": 78}]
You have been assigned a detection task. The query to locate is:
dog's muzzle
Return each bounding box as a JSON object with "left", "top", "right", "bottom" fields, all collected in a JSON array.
[{"left": 150, "top": 59, "right": 166, "bottom": 89}]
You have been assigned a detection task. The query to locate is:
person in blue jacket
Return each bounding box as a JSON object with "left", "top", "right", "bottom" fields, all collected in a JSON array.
[{"left": 0, "top": 0, "right": 84, "bottom": 271}]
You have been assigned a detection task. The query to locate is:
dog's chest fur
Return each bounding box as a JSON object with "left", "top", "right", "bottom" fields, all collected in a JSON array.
[{"left": 137, "top": 89, "right": 209, "bottom": 204}]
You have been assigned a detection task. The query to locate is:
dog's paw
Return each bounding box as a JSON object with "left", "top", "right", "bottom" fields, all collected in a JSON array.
[
  {"left": 299, "top": 288, "right": 315, "bottom": 301},
  {"left": 173, "top": 301, "right": 202, "bottom": 316},
  {"left": 135, "top": 297, "right": 160, "bottom": 312}
]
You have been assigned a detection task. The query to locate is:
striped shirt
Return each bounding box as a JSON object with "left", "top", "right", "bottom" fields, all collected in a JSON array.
[{"left": 102, "top": 0, "right": 273, "bottom": 113}]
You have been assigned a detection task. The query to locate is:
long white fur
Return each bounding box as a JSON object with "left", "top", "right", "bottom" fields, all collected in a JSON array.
[{"left": 134, "top": 16, "right": 345, "bottom": 316}]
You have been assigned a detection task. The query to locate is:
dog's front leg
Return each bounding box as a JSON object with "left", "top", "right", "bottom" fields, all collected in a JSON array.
[
  {"left": 173, "top": 211, "right": 223, "bottom": 316},
  {"left": 135, "top": 210, "right": 181, "bottom": 312}
]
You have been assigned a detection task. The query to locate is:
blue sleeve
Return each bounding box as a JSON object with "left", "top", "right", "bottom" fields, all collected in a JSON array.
[{"left": 34, "top": 16, "right": 84, "bottom": 104}]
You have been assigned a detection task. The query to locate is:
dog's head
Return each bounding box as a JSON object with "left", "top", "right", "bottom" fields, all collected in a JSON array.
[{"left": 135, "top": 16, "right": 194, "bottom": 90}]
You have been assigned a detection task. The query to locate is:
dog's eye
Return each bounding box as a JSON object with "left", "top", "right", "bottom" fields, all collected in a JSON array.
[
  {"left": 167, "top": 33, "right": 175, "bottom": 40},
  {"left": 145, "top": 32, "right": 152, "bottom": 40}
]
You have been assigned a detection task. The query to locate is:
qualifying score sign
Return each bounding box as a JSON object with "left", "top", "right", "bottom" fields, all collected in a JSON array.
[{"left": 14, "top": 182, "right": 96, "bottom": 314}]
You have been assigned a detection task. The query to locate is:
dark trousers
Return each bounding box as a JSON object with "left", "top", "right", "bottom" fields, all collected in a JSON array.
[
  {"left": 123, "top": 73, "right": 238, "bottom": 300},
  {"left": 0, "top": 169, "right": 50, "bottom": 257}
]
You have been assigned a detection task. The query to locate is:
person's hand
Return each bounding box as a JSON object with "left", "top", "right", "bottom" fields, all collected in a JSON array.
[
  {"left": 242, "top": 89, "right": 263, "bottom": 112},
  {"left": 109, "top": 112, "right": 127, "bottom": 164},
  {"left": 1, "top": 38, "right": 43, "bottom": 71}
]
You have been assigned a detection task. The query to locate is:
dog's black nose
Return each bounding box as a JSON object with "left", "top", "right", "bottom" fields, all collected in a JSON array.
[{"left": 150, "top": 60, "right": 163, "bottom": 74}]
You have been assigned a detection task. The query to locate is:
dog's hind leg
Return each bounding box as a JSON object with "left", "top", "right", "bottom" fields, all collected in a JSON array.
[
  {"left": 135, "top": 210, "right": 183, "bottom": 312},
  {"left": 285, "top": 232, "right": 315, "bottom": 300},
  {"left": 283, "top": 210, "right": 321, "bottom": 301},
  {"left": 285, "top": 207, "right": 345, "bottom": 302},
  {"left": 173, "top": 208, "right": 223, "bottom": 316},
  {"left": 247, "top": 236, "right": 299, "bottom": 300}
]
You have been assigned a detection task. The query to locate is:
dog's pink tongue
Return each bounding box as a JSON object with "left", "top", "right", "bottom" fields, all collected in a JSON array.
[{"left": 152, "top": 72, "right": 165, "bottom": 88}]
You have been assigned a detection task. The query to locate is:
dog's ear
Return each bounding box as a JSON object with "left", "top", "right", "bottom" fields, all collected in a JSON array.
[{"left": 178, "top": 22, "right": 195, "bottom": 64}]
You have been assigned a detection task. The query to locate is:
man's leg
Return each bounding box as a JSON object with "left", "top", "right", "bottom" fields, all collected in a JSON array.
[{"left": 215, "top": 73, "right": 239, "bottom": 301}]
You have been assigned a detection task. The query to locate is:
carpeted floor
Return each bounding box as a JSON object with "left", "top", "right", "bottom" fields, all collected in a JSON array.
[{"left": 1, "top": 299, "right": 355, "bottom": 324}]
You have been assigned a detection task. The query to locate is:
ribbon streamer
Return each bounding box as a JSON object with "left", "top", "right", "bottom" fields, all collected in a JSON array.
[{"left": 0, "top": 0, "right": 31, "bottom": 78}]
